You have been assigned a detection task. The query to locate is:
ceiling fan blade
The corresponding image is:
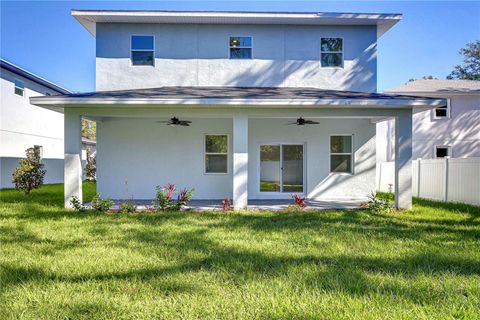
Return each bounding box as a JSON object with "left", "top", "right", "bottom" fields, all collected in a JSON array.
[
  {"left": 285, "top": 121, "right": 298, "bottom": 125},
  {"left": 179, "top": 123, "right": 190, "bottom": 126},
  {"left": 304, "top": 120, "right": 320, "bottom": 124}
]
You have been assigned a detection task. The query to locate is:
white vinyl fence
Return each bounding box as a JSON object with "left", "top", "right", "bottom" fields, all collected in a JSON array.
[{"left": 377, "top": 158, "right": 480, "bottom": 206}]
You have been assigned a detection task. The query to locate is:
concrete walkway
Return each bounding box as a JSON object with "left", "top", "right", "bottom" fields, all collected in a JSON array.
[{"left": 86, "top": 199, "right": 363, "bottom": 211}]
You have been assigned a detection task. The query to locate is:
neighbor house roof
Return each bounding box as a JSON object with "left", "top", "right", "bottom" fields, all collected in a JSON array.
[
  {"left": 0, "top": 59, "right": 71, "bottom": 95},
  {"left": 30, "top": 86, "right": 446, "bottom": 113},
  {"left": 71, "top": 10, "right": 402, "bottom": 37},
  {"left": 386, "top": 79, "right": 480, "bottom": 95}
]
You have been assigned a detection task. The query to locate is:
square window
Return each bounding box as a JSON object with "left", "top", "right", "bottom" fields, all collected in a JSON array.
[
  {"left": 330, "top": 135, "right": 353, "bottom": 174},
  {"left": 229, "top": 36, "right": 252, "bottom": 59},
  {"left": 205, "top": 135, "right": 228, "bottom": 173},
  {"left": 131, "top": 35, "right": 154, "bottom": 66},
  {"left": 435, "top": 146, "right": 450, "bottom": 158},
  {"left": 321, "top": 38, "right": 343, "bottom": 67}
]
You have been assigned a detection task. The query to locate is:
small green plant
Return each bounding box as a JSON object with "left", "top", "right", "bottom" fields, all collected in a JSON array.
[
  {"left": 69, "top": 196, "right": 86, "bottom": 212},
  {"left": 361, "top": 191, "right": 394, "bottom": 213},
  {"left": 120, "top": 198, "right": 137, "bottom": 213},
  {"left": 12, "top": 146, "right": 46, "bottom": 194},
  {"left": 154, "top": 183, "right": 194, "bottom": 211},
  {"left": 91, "top": 193, "right": 114, "bottom": 212}
]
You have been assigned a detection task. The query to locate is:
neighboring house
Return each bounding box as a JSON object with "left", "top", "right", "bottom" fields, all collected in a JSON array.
[
  {"left": 31, "top": 10, "right": 446, "bottom": 209},
  {"left": 377, "top": 80, "right": 480, "bottom": 161},
  {"left": 0, "top": 59, "right": 70, "bottom": 188}
]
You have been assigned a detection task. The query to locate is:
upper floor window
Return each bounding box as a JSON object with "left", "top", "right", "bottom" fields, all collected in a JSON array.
[
  {"left": 435, "top": 146, "right": 451, "bottom": 158},
  {"left": 14, "top": 79, "right": 24, "bottom": 96},
  {"left": 434, "top": 99, "right": 450, "bottom": 119},
  {"left": 229, "top": 36, "right": 252, "bottom": 59},
  {"left": 321, "top": 38, "right": 343, "bottom": 67},
  {"left": 131, "top": 35, "right": 154, "bottom": 66}
]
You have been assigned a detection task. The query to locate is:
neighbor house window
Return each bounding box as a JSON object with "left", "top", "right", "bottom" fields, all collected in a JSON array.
[
  {"left": 14, "top": 79, "right": 24, "bottom": 96},
  {"left": 321, "top": 38, "right": 343, "bottom": 67},
  {"left": 131, "top": 35, "right": 154, "bottom": 66},
  {"left": 330, "top": 135, "right": 353, "bottom": 173},
  {"left": 229, "top": 36, "right": 252, "bottom": 59},
  {"left": 434, "top": 99, "right": 450, "bottom": 119},
  {"left": 205, "top": 135, "right": 228, "bottom": 173},
  {"left": 435, "top": 146, "right": 451, "bottom": 158}
]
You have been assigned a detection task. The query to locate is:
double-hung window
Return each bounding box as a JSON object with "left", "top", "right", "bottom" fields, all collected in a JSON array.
[
  {"left": 321, "top": 38, "right": 343, "bottom": 67},
  {"left": 229, "top": 36, "right": 252, "bottom": 59},
  {"left": 131, "top": 35, "right": 154, "bottom": 66},
  {"left": 434, "top": 98, "right": 450, "bottom": 119},
  {"left": 14, "top": 79, "right": 24, "bottom": 96},
  {"left": 205, "top": 135, "right": 228, "bottom": 173},
  {"left": 330, "top": 135, "right": 353, "bottom": 173}
]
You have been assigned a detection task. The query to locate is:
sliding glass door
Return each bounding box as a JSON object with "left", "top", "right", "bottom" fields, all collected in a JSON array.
[{"left": 260, "top": 144, "right": 304, "bottom": 193}]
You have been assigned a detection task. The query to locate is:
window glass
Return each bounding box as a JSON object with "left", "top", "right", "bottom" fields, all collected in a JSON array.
[
  {"left": 131, "top": 51, "right": 154, "bottom": 66},
  {"left": 132, "top": 36, "right": 154, "bottom": 50},
  {"left": 330, "top": 135, "right": 353, "bottom": 173},
  {"left": 230, "top": 36, "right": 252, "bottom": 59},
  {"left": 205, "top": 135, "right": 228, "bottom": 173},
  {"left": 321, "top": 38, "right": 343, "bottom": 67},
  {"left": 436, "top": 147, "right": 449, "bottom": 158},
  {"left": 14, "top": 79, "right": 24, "bottom": 96}
]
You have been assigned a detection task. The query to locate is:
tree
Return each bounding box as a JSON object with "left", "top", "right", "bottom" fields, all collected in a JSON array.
[
  {"left": 82, "top": 119, "right": 96, "bottom": 140},
  {"left": 447, "top": 40, "right": 480, "bottom": 80},
  {"left": 85, "top": 146, "right": 96, "bottom": 181},
  {"left": 12, "top": 147, "right": 46, "bottom": 194}
]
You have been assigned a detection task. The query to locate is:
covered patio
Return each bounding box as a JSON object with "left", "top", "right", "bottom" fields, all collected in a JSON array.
[{"left": 30, "top": 87, "right": 446, "bottom": 210}]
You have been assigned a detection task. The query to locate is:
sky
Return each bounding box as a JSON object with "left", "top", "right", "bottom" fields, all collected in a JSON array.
[{"left": 1, "top": 0, "right": 479, "bottom": 93}]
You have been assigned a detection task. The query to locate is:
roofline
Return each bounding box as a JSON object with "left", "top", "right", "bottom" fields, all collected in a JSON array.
[
  {"left": 71, "top": 9, "right": 402, "bottom": 37},
  {"left": 30, "top": 96, "right": 446, "bottom": 114},
  {"left": 0, "top": 59, "right": 71, "bottom": 95},
  {"left": 385, "top": 90, "right": 480, "bottom": 96}
]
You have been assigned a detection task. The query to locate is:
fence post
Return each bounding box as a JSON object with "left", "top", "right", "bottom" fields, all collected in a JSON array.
[
  {"left": 443, "top": 157, "right": 449, "bottom": 202},
  {"left": 417, "top": 159, "right": 421, "bottom": 198}
]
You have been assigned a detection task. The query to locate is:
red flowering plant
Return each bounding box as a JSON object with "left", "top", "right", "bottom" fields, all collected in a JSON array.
[
  {"left": 154, "top": 183, "right": 194, "bottom": 211},
  {"left": 292, "top": 194, "right": 306, "bottom": 208}
]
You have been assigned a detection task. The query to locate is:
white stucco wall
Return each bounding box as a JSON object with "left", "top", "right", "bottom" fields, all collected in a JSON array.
[
  {"left": 0, "top": 69, "right": 64, "bottom": 159},
  {"left": 96, "top": 116, "right": 376, "bottom": 201},
  {"left": 376, "top": 94, "right": 480, "bottom": 161},
  {"left": 96, "top": 23, "right": 377, "bottom": 92}
]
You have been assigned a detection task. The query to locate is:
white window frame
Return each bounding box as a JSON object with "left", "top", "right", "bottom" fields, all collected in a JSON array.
[
  {"left": 433, "top": 98, "right": 451, "bottom": 120},
  {"left": 204, "top": 134, "right": 229, "bottom": 174},
  {"left": 329, "top": 134, "right": 354, "bottom": 175},
  {"left": 14, "top": 79, "right": 24, "bottom": 97},
  {"left": 434, "top": 145, "right": 451, "bottom": 159},
  {"left": 229, "top": 36, "right": 253, "bottom": 59},
  {"left": 130, "top": 35, "right": 155, "bottom": 67},
  {"left": 320, "top": 37, "right": 344, "bottom": 68}
]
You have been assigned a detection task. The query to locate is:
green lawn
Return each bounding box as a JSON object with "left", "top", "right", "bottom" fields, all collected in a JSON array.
[{"left": 1, "top": 184, "right": 480, "bottom": 319}]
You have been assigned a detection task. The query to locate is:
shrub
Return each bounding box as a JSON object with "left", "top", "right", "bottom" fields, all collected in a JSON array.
[
  {"left": 222, "top": 198, "right": 233, "bottom": 211},
  {"left": 154, "top": 183, "right": 194, "bottom": 211},
  {"left": 120, "top": 198, "right": 137, "bottom": 213},
  {"left": 361, "top": 191, "right": 394, "bottom": 213},
  {"left": 70, "top": 196, "right": 86, "bottom": 212},
  {"left": 292, "top": 194, "right": 306, "bottom": 208},
  {"left": 91, "top": 193, "right": 114, "bottom": 212},
  {"left": 12, "top": 147, "right": 46, "bottom": 194}
]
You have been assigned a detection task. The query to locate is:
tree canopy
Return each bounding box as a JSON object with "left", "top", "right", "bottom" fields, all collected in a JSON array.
[{"left": 447, "top": 40, "right": 480, "bottom": 80}]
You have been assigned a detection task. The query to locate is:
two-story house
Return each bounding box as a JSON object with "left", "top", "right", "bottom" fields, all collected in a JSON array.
[
  {"left": 378, "top": 79, "right": 480, "bottom": 161},
  {"left": 31, "top": 10, "right": 446, "bottom": 209},
  {"left": 0, "top": 59, "right": 71, "bottom": 188}
]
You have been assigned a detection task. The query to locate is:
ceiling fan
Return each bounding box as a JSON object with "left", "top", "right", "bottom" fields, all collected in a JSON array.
[
  {"left": 157, "top": 117, "right": 192, "bottom": 127},
  {"left": 286, "top": 117, "right": 320, "bottom": 126}
]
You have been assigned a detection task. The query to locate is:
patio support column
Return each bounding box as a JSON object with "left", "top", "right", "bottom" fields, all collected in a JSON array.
[
  {"left": 64, "top": 109, "right": 82, "bottom": 208},
  {"left": 394, "top": 109, "right": 413, "bottom": 209},
  {"left": 233, "top": 114, "right": 248, "bottom": 210}
]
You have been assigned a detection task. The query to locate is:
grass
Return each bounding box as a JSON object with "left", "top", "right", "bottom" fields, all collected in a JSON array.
[{"left": 1, "top": 184, "right": 480, "bottom": 319}]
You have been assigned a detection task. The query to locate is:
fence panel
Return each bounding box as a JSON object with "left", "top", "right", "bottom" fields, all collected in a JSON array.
[{"left": 377, "top": 157, "right": 480, "bottom": 206}]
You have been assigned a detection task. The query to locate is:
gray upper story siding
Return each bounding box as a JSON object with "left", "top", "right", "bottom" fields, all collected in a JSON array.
[{"left": 95, "top": 23, "right": 377, "bottom": 92}]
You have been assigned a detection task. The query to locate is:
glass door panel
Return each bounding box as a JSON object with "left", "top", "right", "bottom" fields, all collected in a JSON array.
[
  {"left": 282, "top": 145, "right": 304, "bottom": 192},
  {"left": 260, "top": 145, "right": 281, "bottom": 192}
]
